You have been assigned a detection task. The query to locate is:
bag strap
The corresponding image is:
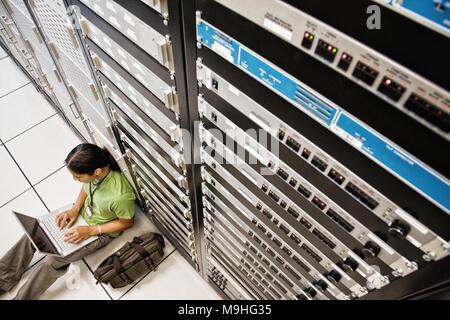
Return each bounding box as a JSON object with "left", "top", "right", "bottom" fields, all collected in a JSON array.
[
  {"left": 113, "top": 254, "right": 133, "bottom": 284},
  {"left": 118, "top": 272, "right": 132, "bottom": 284},
  {"left": 112, "top": 255, "right": 124, "bottom": 274},
  {"left": 130, "top": 242, "right": 148, "bottom": 259},
  {"left": 144, "top": 256, "right": 156, "bottom": 271},
  {"left": 132, "top": 236, "right": 143, "bottom": 244},
  {"left": 156, "top": 234, "right": 165, "bottom": 249},
  {"left": 130, "top": 239, "right": 159, "bottom": 272}
]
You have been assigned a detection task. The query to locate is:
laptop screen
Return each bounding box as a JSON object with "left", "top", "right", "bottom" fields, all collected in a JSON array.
[{"left": 13, "top": 211, "right": 59, "bottom": 255}]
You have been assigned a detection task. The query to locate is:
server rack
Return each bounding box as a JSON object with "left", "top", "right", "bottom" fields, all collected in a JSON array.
[
  {"left": 63, "top": 0, "right": 204, "bottom": 274},
  {"left": 1, "top": 0, "right": 97, "bottom": 143},
  {"left": 193, "top": 0, "right": 450, "bottom": 300}
]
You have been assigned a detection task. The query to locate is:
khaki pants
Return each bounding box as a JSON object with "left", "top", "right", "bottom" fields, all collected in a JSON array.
[{"left": 0, "top": 234, "right": 113, "bottom": 300}]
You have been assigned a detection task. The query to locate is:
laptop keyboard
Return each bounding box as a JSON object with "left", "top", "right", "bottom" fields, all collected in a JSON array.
[{"left": 40, "top": 212, "right": 77, "bottom": 252}]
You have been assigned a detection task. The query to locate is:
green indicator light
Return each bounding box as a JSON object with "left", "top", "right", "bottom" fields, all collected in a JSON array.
[
  {"left": 332, "top": 48, "right": 337, "bottom": 53},
  {"left": 309, "top": 35, "right": 314, "bottom": 40},
  {"left": 384, "top": 211, "right": 390, "bottom": 216}
]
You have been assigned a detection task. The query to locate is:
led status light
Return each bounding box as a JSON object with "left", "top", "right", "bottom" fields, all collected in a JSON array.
[{"left": 302, "top": 32, "right": 315, "bottom": 49}]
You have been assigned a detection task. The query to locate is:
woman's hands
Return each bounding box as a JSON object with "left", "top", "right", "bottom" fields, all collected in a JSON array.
[
  {"left": 55, "top": 208, "right": 79, "bottom": 230},
  {"left": 64, "top": 226, "right": 96, "bottom": 244},
  {"left": 56, "top": 208, "right": 94, "bottom": 244}
]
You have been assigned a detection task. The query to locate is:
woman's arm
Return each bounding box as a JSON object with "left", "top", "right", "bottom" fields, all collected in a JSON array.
[
  {"left": 72, "top": 186, "right": 87, "bottom": 214},
  {"left": 91, "top": 218, "right": 134, "bottom": 235},
  {"left": 56, "top": 186, "right": 87, "bottom": 229}
]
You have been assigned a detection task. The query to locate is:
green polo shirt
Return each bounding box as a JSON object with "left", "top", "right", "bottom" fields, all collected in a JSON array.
[{"left": 80, "top": 170, "right": 136, "bottom": 237}]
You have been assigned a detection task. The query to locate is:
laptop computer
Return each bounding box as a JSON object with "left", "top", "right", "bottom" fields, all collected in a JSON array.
[{"left": 12, "top": 204, "right": 98, "bottom": 257}]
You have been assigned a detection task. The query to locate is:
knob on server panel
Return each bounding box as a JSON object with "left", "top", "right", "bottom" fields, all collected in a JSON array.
[
  {"left": 1, "top": 0, "right": 448, "bottom": 300},
  {"left": 195, "top": 0, "right": 449, "bottom": 300}
]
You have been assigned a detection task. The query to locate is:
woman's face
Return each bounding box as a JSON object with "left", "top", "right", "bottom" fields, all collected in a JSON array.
[{"left": 67, "top": 167, "right": 95, "bottom": 183}]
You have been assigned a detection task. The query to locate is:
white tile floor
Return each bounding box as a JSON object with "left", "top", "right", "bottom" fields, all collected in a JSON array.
[{"left": 0, "top": 52, "right": 221, "bottom": 300}]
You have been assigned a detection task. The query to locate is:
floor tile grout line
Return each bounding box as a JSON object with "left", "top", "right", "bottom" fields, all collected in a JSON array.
[
  {"left": 31, "top": 164, "right": 66, "bottom": 188},
  {"left": 25, "top": 256, "right": 46, "bottom": 273},
  {"left": 0, "top": 186, "right": 33, "bottom": 209},
  {"left": 3, "top": 113, "right": 58, "bottom": 145},
  {"left": 81, "top": 258, "right": 114, "bottom": 300},
  {"left": 0, "top": 138, "right": 50, "bottom": 213},
  {"left": 117, "top": 248, "right": 177, "bottom": 300},
  {"left": 0, "top": 81, "right": 32, "bottom": 100}
]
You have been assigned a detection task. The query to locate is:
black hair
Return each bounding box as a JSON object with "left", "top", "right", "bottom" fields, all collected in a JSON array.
[{"left": 65, "top": 143, "right": 120, "bottom": 175}]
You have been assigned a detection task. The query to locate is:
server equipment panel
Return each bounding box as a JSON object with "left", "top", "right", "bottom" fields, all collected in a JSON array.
[
  {"left": 199, "top": 131, "right": 394, "bottom": 297},
  {"left": 202, "top": 182, "right": 339, "bottom": 300},
  {"left": 373, "top": 0, "right": 450, "bottom": 37},
  {"left": 213, "top": 0, "right": 450, "bottom": 140},
  {"left": 0, "top": 2, "right": 46, "bottom": 87},
  {"left": 0, "top": 2, "right": 47, "bottom": 83},
  {"left": 27, "top": 0, "right": 114, "bottom": 143},
  {"left": 198, "top": 100, "right": 419, "bottom": 278},
  {"left": 69, "top": 0, "right": 201, "bottom": 270},
  {"left": 1, "top": 0, "right": 94, "bottom": 142},
  {"left": 140, "top": 0, "right": 168, "bottom": 17},
  {"left": 79, "top": 0, "right": 174, "bottom": 71},
  {"left": 197, "top": 64, "right": 449, "bottom": 262},
  {"left": 84, "top": 23, "right": 178, "bottom": 113},
  {"left": 195, "top": 0, "right": 449, "bottom": 300},
  {"left": 196, "top": 19, "right": 450, "bottom": 217}
]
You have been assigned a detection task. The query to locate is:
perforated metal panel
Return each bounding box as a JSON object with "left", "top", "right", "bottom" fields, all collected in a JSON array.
[
  {"left": 2, "top": 0, "right": 92, "bottom": 141},
  {"left": 31, "top": 0, "right": 87, "bottom": 69},
  {"left": 51, "top": 43, "right": 106, "bottom": 117}
]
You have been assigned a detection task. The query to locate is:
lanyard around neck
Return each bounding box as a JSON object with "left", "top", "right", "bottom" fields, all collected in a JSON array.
[{"left": 89, "top": 170, "right": 110, "bottom": 207}]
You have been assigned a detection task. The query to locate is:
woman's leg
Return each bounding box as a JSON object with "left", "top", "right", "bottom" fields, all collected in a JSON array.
[
  {"left": 0, "top": 235, "right": 36, "bottom": 293},
  {"left": 13, "top": 234, "right": 113, "bottom": 300}
]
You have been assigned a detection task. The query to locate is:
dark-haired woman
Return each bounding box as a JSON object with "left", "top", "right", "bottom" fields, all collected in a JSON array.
[{"left": 0, "top": 143, "right": 136, "bottom": 300}]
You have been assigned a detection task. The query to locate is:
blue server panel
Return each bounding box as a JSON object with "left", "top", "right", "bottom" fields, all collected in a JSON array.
[
  {"left": 378, "top": 0, "right": 450, "bottom": 35},
  {"left": 197, "top": 20, "right": 450, "bottom": 213}
]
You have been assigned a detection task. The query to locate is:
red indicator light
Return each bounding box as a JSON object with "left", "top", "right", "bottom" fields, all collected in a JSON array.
[
  {"left": 342, "top": 54, "right": 347, "bottom": 60},
  {"left": 327, "top": 45, "right": 332, "bottom": 51},
  {"left": 385, "top": 79, "right": 392, "bottom": 85},
  {"left": 305, "top": 32, "right": 310, "bottom": 38}
]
